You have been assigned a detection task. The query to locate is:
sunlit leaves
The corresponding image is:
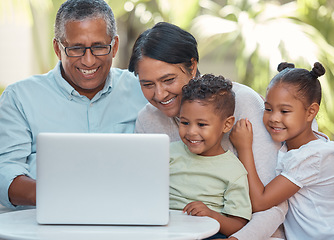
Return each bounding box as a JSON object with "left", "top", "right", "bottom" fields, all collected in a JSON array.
[{"left": 191, "top": 0, "right": 334, "bottom": 138}]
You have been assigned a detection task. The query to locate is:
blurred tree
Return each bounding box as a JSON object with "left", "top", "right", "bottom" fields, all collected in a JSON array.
[
  {"left": 108, "top": 0, "right": 201, "bottom": 67},
  {"left": 0, "top": 0, "right": 63, "bottom": 74},
  {"left": 1, "top": 0, "right": 333, "bottom": 138},
  {"left": 190, "top": 0, "right": 334, "bottom": 138},
  {"left": 295, "top": 0, "right": 334, "bottom": 140},
  {"left": 0, "top": 0, "right": 201, "bottom": 70}
]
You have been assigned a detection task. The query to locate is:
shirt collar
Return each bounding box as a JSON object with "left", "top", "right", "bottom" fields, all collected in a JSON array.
[{"left": 91, "top": 71, "right": 112, "bottom": 102}]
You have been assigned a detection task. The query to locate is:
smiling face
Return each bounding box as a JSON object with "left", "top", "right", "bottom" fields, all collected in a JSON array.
[
  {"left": 53, "top": 18, "right": 118, "bottom": 99},
  {"left": 263, "top": 83, "right": 317, "bottom": 150},
  {"left": 136, "top": 57, "right": 197, "bottom": 117},
  {"left": 178, "top": 100, "right": 227, "bottom": 156}
]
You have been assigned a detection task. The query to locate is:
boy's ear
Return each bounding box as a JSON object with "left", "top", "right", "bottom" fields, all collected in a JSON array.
[
  {"left": 222, "top": 116, "right": 235, "bottom": 133},
  {"left": 306, "top": 103, "right": 319, "bottom": 122}
]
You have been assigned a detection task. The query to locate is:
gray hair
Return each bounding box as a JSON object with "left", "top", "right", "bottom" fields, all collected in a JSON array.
[{"left": 54, "top": 0, "right": 117, "bottom": 41}]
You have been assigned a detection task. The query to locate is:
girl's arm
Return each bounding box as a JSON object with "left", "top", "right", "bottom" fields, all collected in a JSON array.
[
  {"left": 230, "top": 119, "right": 300, "bottom": 212},
  {"left": 183, "top": 201, "right": 248, "bottom": 237}
]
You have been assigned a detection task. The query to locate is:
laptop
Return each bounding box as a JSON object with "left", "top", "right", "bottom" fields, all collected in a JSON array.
[{"left": 36, "top": 132, "right": 170, "bottom": 225}]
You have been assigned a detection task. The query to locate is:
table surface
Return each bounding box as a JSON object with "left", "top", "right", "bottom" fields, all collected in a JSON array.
[{"left": 0, "top": 207, "right": 220, "bottom": 240}]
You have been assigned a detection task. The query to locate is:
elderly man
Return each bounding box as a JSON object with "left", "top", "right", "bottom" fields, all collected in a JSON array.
[{"left": 0, "top": 0, "right": 147, "bottom": 209}]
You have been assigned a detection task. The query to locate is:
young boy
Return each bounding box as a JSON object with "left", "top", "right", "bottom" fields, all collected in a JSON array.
[{"left": 169, "top": 74, "right": 251, "bottom": 238}]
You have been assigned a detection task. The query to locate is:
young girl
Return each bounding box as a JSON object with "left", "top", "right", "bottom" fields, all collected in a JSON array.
[{"left": 230, "top": 62, "right": 334, "bottom": 239}]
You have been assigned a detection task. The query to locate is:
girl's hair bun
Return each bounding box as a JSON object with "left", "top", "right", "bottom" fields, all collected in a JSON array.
[
  {"left": 277, "top": 62, "right": 295, "bottom": 72},
  {"left": 310, "top": 62, "right": 325, "bottom": 78}
]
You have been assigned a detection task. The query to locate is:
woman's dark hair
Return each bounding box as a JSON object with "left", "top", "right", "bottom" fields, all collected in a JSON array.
[
  {"left": 181, "top": 74, "right": 235, "bottom": 119},
  {"left": 128, "top": 22, "right": 199, "bottom": 76},
  {"left": 268, "top": 62, "right": 325, "bottom": 106}
]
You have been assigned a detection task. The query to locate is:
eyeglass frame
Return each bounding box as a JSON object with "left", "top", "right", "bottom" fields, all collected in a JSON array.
[{"left": 57, "top": 38, "right": 116, "bottom": 57}]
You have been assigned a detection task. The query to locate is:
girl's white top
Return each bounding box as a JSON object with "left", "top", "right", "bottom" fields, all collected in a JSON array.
[{"left": 276, "top": 131, "right": 334, "bottom": 240}]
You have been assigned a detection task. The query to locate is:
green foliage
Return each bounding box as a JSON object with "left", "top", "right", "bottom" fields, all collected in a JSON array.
[
  {"left": 296, "top": 0, "right": 334, "bottom": 139},
  {"left": 109, "top": 0, "right": 200, "bottom": 29},
  {"left": 3, "top": 0, "right": 333, "bottom": 139},
  {"left": 191, "top": 0, "right": 334, "bottom": 139},
  {"left": 0, "top": 86, "right": 4, "bottom": 96},
  {"left": 107, "top": 0, "right": 201, "bottom": 67}
]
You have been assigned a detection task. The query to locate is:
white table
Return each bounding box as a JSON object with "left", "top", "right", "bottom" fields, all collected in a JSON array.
[{"left": 0, "top": 208, "right": 219, "bottom": 240}]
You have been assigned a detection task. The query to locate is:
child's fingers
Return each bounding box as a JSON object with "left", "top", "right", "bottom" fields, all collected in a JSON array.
[
  {"left": 183, "top": 202, "right": 204, "bottom": 215},
  {"left": 245, "top": 118, "right": 253, "bottom": 132},
  {"left": 235, "top": 118, "right": 253, "bottom": 133},
  {"left": 189, "top": 208, "right": 201, "bottom": 216},
  {"left": 232, "top": 119, "right": 242, "bottom": 130},
  {"left": 183, "top": 203, "right": 195, "bottom": 215},
  {"left": 238, "top": 118, "right": 246, "bottom": 126},
  {"left": 185, "top": 207, "right": 204, "bottom": 216}
]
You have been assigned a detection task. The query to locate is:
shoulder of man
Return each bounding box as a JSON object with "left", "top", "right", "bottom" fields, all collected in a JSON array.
[
  {"left": 110, "top": 67, "right": 138, "bottom": 83},
  {"left": 3, "top": 69, "right": 54, "bottom": 95}
]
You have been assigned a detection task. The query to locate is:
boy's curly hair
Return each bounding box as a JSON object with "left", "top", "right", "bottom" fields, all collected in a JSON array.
[{"left": 181, "top": 74, "right": 235, "bottom": 119}]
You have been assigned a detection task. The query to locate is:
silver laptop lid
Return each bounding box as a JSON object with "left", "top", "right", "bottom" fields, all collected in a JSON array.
[{"left": 36, "top": 133, "right": 169, "bottom": 225}]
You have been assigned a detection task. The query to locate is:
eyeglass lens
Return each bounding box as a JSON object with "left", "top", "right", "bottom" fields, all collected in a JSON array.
[{"left": 66, "top": 45, "right": 111, "bottom": 57}]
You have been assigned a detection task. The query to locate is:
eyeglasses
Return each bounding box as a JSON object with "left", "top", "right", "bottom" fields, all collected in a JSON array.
[{"left": 57, "top": 38, "right": 115, "bottom": 57}]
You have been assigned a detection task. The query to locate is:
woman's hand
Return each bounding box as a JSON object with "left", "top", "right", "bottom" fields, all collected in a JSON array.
[
  {"left": 229, "top": 118, "right": 253, "bottom": 153},
  {"left": 183, "top": 201, "right": 214, "bottom": 217}
]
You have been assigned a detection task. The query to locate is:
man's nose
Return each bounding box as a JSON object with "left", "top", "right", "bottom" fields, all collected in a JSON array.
[{"left": 81, "top": 48, "right": 96, "bottom": 67}]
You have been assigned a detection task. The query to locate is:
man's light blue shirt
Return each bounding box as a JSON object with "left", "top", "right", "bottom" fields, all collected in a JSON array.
[{"left": 0, "top": 62, "right": 147, "bottom": 208}]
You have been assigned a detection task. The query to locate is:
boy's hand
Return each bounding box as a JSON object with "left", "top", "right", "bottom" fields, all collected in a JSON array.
[
  {"left": 229, "top": 118, "right": 253, "bottom": 152},
  {"left": 183, "top": 201, "right": 214, "bottom": 217}
]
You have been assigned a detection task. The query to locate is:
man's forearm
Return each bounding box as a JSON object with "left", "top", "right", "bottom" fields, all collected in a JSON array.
[{"left": 8, "top": 175, "right": 36, "bottom": 206}]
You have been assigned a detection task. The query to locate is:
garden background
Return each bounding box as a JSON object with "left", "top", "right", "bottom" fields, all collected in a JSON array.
[{"left": 1, "top": 0, "right": 333, "bottom": 139}]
